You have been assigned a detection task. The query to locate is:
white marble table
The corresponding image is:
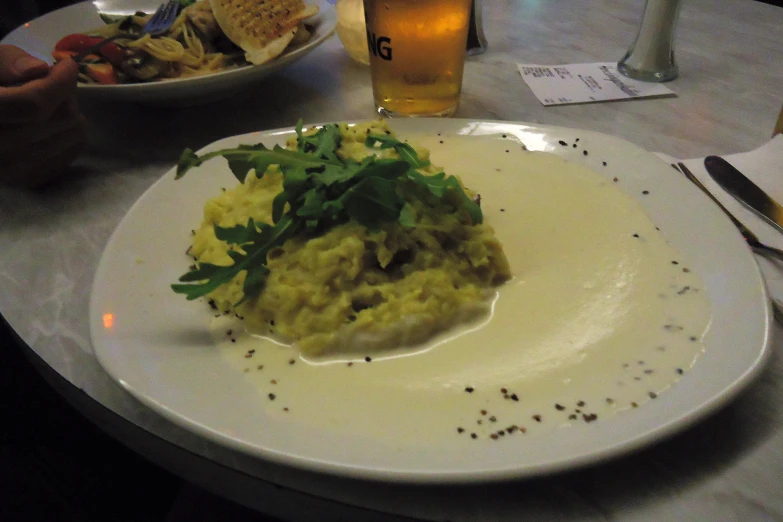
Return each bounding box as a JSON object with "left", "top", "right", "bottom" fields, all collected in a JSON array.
[{"left": 2, "top": 0, "right": 783, "bottom": 519}]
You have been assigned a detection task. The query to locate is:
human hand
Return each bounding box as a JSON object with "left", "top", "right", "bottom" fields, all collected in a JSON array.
[{"left": 0, "top": 45, "right": 87, "bottom": 188}]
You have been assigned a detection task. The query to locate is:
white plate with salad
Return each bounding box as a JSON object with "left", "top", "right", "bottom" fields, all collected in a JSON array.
[
  {"left": 1, "top": 0, "right": 336, "bottom": 104},
  {"left": 89, "top": 118, "right": 771, "bottom": 483}
]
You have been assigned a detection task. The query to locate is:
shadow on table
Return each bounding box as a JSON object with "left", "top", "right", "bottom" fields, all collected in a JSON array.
[{"left": 80, "top": 74, "right": 332, "bottom": 164}]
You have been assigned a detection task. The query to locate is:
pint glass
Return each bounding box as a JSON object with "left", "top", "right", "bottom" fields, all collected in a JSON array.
[{"left": 364, "top": 0, "right": 473, "bottom": 117}]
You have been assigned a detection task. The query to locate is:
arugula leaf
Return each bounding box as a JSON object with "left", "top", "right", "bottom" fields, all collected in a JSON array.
[
  {"left": 213, "top": 218, "right": 261, "bottom": 245},
  {"left": 281, "top": 165, "right": 309, "bottom": 195},
  {"left": 271, "top": 191, "right": 289, "bottom": 224},
  {"left": 351, "top": 159, "right": 411, "bottom": 183},
  {"left": 364, "top": 134, "right": 482, "bottom": 223},
  {"left": 296, "top": 119, "right": 342, "bottom": 163},
  {"left": 296, "top": 189, "right": 326, "bottom": 219},
  {"left": 365, "top": 134, "right": 430, "bottom": 168},
  {"left": 176, "top": 262, "right": 227, "bottom": 283},
  {"left": 318, "top": 158, "right": 369, "bottom": 186},
  {"left": 406, "top": 170, "right": 447, "bottom": 197},
  {"left": 172, "top": 123, "right": 486, "bottom": 303},
  {"left": 171, "top": 262, "right": 241, "bottom": 299},
  {"left": 176, "top": 144, "right": 339, "bottom": 182},
  {"left": 407, "top": 170, "right": 483, "bottom": 225},
  {"left": 340, "top": 177, "right": 404, "bottom": 232},
  {"left": 241, "top": 264, "right": 269, "bottom": 303},
  {"left": 173, "top": 215, "right": 297, "bottom": 302},
  {"left": 398, "top": 203, "right": 416, "bottom": 228}
]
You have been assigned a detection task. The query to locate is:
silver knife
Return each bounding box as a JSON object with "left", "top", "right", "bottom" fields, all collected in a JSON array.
[{"left": 704, "top": 155, "right": 783, "bottom": 236}]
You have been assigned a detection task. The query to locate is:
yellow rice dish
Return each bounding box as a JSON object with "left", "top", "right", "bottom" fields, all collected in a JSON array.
[{"left": 184, "top": 121, "right": 511, "bottom": 355}]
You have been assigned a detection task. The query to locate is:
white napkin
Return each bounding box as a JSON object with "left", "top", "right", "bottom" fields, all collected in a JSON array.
[{"left": 656, "top": 134, "right": 783, "bottom": 307}]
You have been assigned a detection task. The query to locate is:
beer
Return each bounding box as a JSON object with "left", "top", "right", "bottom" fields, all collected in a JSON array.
[{"left": 364, "top": 0, "right": 473, "bottom": 117}]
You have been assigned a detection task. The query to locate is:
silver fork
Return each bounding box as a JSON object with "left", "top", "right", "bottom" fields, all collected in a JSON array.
[
  {"left": 142, "top": 1, "right": 182, "bottom": 36},
  {"left": 72, "top": 1, "right": 181, "bottom": 62},
  {"left": 674, "top": 162, "right": 783, "bottom": 324}
]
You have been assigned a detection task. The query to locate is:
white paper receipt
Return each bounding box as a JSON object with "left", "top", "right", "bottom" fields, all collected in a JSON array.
[{"left": 517, "top": 62, "right": 676, "bottom": 106}]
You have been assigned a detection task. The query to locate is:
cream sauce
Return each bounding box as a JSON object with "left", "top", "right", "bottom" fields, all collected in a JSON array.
[{"left": 211, "top": 135, "right": 712, "bottom": 445}]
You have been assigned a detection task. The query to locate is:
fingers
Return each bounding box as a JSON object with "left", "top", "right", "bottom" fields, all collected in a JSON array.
[
  {"left": 0, "top": 45, "right": 51, "bottom": 86},
  {"left": 0, "top": 58, "right": 79, "bottom": 124},
  {"left": 0, "top": 46, "right": 85, "bottom": 188},
  {"left": 1, "top": 113, "right": 87, "bottom": 188}
]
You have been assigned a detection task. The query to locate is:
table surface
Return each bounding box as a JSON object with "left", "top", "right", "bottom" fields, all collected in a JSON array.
[{"left": 2, "top": 0, "right": 783, "bottom": 520}]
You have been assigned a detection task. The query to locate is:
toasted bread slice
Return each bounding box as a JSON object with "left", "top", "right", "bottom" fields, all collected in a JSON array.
[{"left": 209, "top": 0, "right": 319, "bottom": 65}]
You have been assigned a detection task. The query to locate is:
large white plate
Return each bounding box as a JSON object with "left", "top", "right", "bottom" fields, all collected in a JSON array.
[
  {"left": 89, "top": 119, "right": 772, "bottom": 483},
  {"left": 1, "top": 0, "right": 336, "bottom": 105}
]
